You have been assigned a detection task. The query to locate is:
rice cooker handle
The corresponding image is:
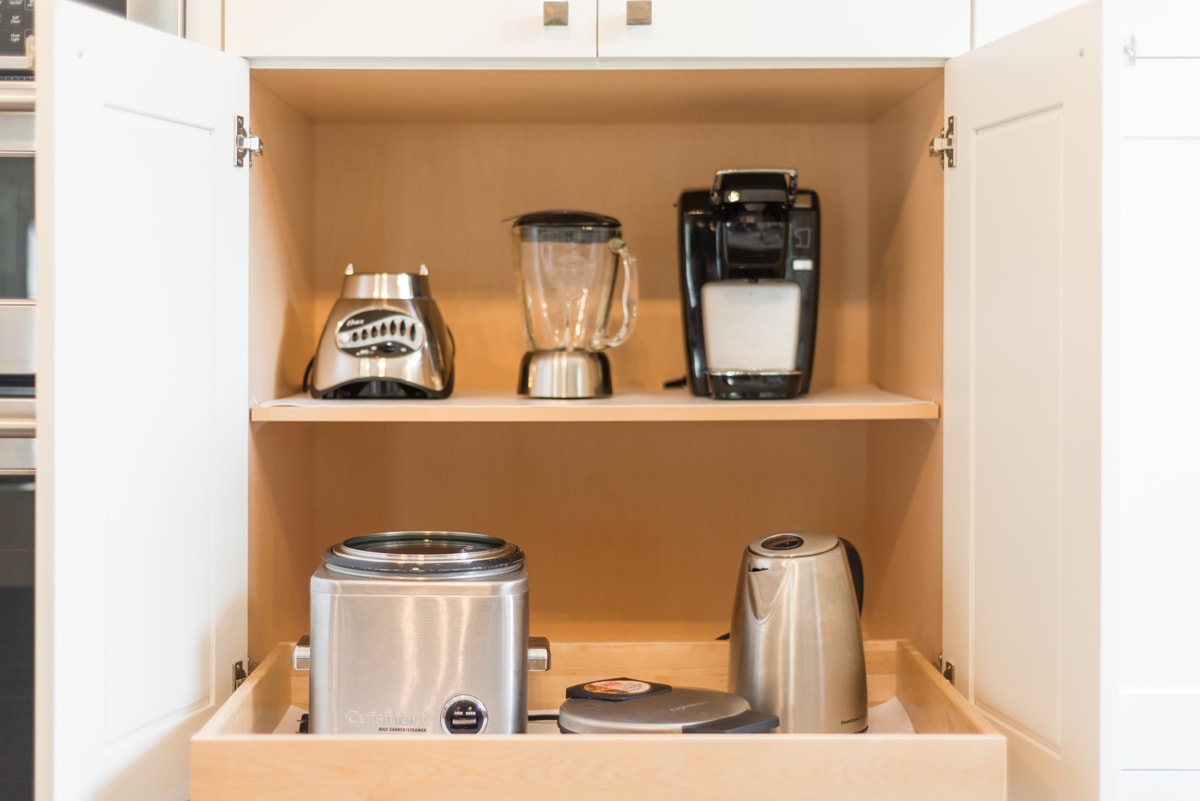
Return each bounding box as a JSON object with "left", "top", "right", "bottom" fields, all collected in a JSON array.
[
  {"left": 292, "top": 635, "right": 311, "bottom": 671},
  {"left": 528, "top": 636, "right": 552, "bottom": 672}
]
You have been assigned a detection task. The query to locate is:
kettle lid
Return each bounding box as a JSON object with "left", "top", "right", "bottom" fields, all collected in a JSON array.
[{"left": 748, "top": 531, "right": 839, "bottom": 558}]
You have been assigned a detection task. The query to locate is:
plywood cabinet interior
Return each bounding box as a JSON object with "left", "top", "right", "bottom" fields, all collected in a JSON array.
[{"left": 245, "top": 67, "right": 946, "bottom": 664}]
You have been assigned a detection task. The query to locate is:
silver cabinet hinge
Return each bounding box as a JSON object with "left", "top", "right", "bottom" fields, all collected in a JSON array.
[
  {"left": 929, "top": 115, "right": 956, "bottom": 169},
  {"left": 1123, "top": 36, "right": 1137, "bottom": 65},
  {"left": 233, "top": 657, "right": 259, "bottom": 691},
  {"left": 235, "top": 115, "right": 264, "bottom": 168},
  {"left": 937, "top": 652, "right": 956, "bottom": 685}
]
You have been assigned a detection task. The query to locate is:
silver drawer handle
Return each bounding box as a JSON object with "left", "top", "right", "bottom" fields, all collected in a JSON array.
[
  {"left": 543, "top": 1, "right": 568, "bottom": 26},
  {"left": 626, "top": 0, "right": 652, "bottom": 25}
]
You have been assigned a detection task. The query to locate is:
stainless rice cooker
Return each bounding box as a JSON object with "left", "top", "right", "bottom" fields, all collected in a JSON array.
[{"left": 305, "top": 531, "right": 542, "bottom": 735}]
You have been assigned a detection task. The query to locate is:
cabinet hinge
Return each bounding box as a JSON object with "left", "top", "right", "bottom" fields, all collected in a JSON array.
[
  {"left": 235, "top": 115, "right": 264, "bottom": 168},
  {"left": 937, "top": 652, "right": 957, "bottom": 685},
  {"left": 928, "top": 115, "right": 956, "bottom": 169},
  {"left": 233, "top": 657, "right": 259, "bottom": 691},
  {"left": 1123, "top": 36, "right": 1137, "bottom": 65}
]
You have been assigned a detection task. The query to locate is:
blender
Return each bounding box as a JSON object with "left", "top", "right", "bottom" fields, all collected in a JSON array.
[{"left": 510, "top": 211, "right": 638, "bottom": 398}]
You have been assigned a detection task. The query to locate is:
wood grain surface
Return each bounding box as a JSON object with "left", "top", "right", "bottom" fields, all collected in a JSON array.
[{"left": 193, "top": 641, "right": 1005, "bottom": 801}]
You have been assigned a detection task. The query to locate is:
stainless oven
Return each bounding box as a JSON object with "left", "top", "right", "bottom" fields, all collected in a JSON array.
[
  {"left": 2, "top": 1, "right": 136, "bottom": 76},
  {"left": 0, "top": 107, "right": 34, "bottom": 384},
  {"left": 0, "top": 103, "right": 33, "bottom": 801},
  {"left": 0, "top": 0, "right": 34, "bottom": 73},
  {"left": 0, "top": 432, "right": 34, "bottom": 801}
]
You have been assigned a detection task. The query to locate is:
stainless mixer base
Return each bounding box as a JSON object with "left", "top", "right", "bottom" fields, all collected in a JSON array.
[{"left": 518, "top": 351, "right": 612, "bottom": 399}]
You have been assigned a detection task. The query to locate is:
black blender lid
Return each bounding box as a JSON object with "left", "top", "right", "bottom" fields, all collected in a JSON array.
[{"left": 508, "top": 209, "right": 621, "bottom": 228}]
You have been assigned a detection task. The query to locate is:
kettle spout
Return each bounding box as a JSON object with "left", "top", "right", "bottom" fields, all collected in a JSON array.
[{"left": 743, "top": 560, "right": 787, "bottom": 621}]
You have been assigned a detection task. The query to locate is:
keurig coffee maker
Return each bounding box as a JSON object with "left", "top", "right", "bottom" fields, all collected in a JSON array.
[{"left": 678, "top": 169, "right": 820, "bottom": 400}]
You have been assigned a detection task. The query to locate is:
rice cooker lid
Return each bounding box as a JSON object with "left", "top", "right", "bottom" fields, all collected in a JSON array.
[
  {"left": 322, "top": 531, "right": 525, "bottom": 576},
  {"left": 557, "top": 680, "right": 779, "bottom": 734}
]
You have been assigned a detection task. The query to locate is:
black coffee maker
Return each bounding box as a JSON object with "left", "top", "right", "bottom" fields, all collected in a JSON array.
[{"left": 678, "top": 169, "right": 820, "bottom": 400}]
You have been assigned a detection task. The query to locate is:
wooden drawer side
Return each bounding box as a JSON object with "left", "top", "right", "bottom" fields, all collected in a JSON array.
[
  {"left": 895, "top": 640, "right": 1000, "bottom": 736},
  {"left": 199, "top": 643, "right": 294, "bottom": 737}
]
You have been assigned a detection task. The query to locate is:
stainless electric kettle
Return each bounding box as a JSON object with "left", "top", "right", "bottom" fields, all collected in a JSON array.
[{"left": 727, "top": 531, "right": 867, "bottom": 733}]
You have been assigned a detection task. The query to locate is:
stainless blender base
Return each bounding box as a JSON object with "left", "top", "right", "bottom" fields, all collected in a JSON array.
[{"left": 518, "top": 351, "right": 612, "bottom": 399}]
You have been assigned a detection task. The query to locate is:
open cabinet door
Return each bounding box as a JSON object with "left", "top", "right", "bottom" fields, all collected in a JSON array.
[
  {"left": 36, "top": 2, "right": 249, "bottom": 799},
  {"left": 942, "top": 2, "right": 1102, "bottom": 800}
]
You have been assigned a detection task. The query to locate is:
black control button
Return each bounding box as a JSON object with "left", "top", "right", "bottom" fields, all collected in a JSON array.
[
  {"left": 441, "top": 695, "right": 487, "bottom": 735},
  {"left": 370, "top": 325, "right": 378, "bottom": 338},
  {"left": 379, "top": 342, "right": 398, "bottom": 354},
  {"left": 389, "top": 320, "right": 397, "bottom": 336}
]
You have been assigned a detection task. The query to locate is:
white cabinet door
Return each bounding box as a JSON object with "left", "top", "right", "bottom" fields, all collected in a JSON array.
[
  {"left": 1117, "top": 57, "right": 1200, "bottom": 774},
  {"left": 596, "top": 0, "right": 969, "bottom": 60},
  {"left": 225, "top": 0, "right": 597, "bottom": 62},
  {"left": 1123, "top": 0, "right": 1200, "bottom": 57},
  {"left": 37, "top": 2, "right": 248, "bottom": 799},
  {"left": 943, "top": 2, "right": 1102, "bottom": 800},
  {"left": 1121, "top": 771, "right": 1200, "bottom": 801}
]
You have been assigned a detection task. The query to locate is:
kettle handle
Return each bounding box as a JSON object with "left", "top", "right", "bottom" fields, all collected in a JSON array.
[
  {"left": 839, "top": 537, "right": 865, "bottom": 615},
  {"left": 593, "top": 239, "right": 638, "bottom": 350}
]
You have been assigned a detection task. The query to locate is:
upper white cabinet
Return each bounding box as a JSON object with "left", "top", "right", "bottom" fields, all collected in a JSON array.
[
  {"left": 223, "top": 0, "right": 598, "bottom": 61},
  {"left": 224, "top": 0, "right": 969, "bottom": 62},
  {"left": 596, "top": 0, "right": 969, "bottom": 60}
]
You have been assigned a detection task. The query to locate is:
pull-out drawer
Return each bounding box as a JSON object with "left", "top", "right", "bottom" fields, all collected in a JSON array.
[{"left": 191, "top": 639, "right": 1004, "bottom": 800}]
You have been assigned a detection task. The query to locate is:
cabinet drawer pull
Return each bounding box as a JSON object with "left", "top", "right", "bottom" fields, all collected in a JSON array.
[
  {"left": 626, "top": 0, "right": 652, "bottom": 25},
  {"left": 543, "top": 1, "right": 568, "bottom": 26}
]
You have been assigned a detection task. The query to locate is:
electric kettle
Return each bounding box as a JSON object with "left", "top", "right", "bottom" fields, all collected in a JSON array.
[{"left": 727, "top": 531, "right": 867, "bottom": 733}]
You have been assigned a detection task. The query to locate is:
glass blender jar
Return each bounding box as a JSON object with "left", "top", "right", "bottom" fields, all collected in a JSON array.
[{"left": 510, "top": 211, "right": 638, "bottom": 398}]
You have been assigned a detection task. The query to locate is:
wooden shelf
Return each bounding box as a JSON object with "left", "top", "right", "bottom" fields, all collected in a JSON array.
[{"left": 250, "top": 383, "right": 939, "bottom": 424}]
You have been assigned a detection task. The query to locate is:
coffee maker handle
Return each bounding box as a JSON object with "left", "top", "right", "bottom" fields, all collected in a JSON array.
[
  {"left": 595, "top": 240, "right": 638, "bottom": 349},
  {"left": 839, "top": 537, "right": 865, "bottom": 615}
]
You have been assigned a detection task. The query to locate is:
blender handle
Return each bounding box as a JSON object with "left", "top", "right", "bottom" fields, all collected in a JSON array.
[{"left": 596, "top": 239, "right": 638, "bottom": 349}]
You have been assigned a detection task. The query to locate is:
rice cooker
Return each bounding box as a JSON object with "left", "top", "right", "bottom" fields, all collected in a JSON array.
[{"left": 304, "top": 531, "right": 542, "bottom": 735}]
